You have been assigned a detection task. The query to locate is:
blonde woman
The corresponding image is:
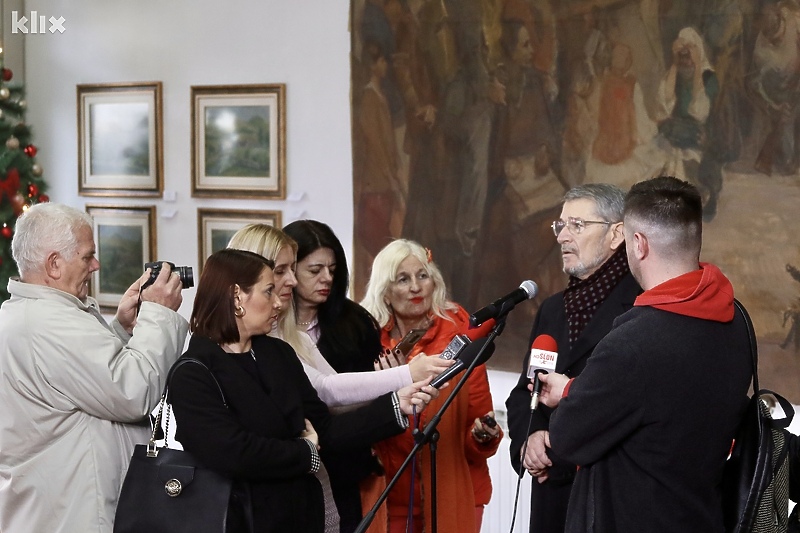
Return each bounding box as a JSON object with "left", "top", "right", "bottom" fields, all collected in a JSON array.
[
  {"left": 361, "top": 239, "right": 501, "bottom": 533},
  {"left": 227, "top": 223, "right": 450, "bottom": 532}
]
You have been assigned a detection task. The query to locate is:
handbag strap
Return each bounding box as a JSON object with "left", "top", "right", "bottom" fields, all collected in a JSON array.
[{"left": 148, "top": 358, "right": 228, "bottom": 455}]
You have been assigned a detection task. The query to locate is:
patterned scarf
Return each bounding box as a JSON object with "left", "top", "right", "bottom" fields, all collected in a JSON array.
[{"left": 563, "top": 247, "right": 630, "bottom": 346}]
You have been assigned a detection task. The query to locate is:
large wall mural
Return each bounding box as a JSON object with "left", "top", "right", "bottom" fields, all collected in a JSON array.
[{"left": 350, "top": 0, "right": 800, "bottom": 401}]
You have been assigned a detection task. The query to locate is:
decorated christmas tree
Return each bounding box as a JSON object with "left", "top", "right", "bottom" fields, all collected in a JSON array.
[{"left": 0, "top": 53, "right": 50, "bottom": 302}]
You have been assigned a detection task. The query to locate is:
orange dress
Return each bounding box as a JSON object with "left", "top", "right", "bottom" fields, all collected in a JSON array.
[{"left": 372, "top": 306, "right": 501, "bottom": 533}]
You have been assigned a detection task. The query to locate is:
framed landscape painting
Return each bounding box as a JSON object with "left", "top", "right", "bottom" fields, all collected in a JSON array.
[
  {"left": 86, "top": 204, "right": 156, "bottom": 311},
  {"left": 191, "top": 84, "right": 286, "bottom": 199},
  {"left": 77, "top": 82, "right": 163, "bottom": 197},
  {"left": 197, "top": 208, "right": 282, "bottom": 270}
]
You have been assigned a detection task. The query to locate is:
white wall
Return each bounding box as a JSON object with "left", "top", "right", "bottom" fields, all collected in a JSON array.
[{"left": 24, "top": 0, "right": 355, "bottom": 318}]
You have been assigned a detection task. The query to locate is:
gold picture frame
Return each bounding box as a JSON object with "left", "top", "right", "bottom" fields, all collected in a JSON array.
[
  {"left": 197, "top": 208, "right": 283, "bottom": 271},
  {"left": 86, "top": 204, "right": 157, "bottom": 311},
  {"left": 191, "top": 84, "right": 286, "bottom": 199},
  {"left": 77, "top": 82, "right": 164, "bottom": 197}
]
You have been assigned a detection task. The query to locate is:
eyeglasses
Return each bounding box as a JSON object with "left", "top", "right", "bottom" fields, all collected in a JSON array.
[{"left": 551, "top": 217, "right": 611, "bottom": 237}]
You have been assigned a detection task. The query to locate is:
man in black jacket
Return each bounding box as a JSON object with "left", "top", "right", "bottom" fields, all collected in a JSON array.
[
  {"left": 505, "top": 183, "right": 641, "bottom": 533},
  {"left": 538, "top": 176, "right": 752, "bottom": 532}
]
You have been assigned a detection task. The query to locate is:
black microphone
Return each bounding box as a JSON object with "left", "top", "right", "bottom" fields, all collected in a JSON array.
[
  {"left": 429, "top": 337, "right": 495, "bottom": 389},
  {"left": 469, "top": 280, "right": 538, "bottom": 328}
]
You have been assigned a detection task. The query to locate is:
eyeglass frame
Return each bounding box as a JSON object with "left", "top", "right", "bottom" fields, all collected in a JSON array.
[{"left": 551, "top": 217, "right": 612, "bottom": 237}]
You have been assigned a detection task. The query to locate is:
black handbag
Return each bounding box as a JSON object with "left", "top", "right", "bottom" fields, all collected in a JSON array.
[
  {"left": 114, "top": 358, "right": 234, "bottom": 533},
  {"left": 722, "top": 301, "right": 794, "bottom": 533}
]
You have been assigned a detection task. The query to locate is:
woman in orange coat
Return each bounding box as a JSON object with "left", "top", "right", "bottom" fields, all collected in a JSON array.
[{"left": 361, "top": 239, "right": 502, "bottom": 533}]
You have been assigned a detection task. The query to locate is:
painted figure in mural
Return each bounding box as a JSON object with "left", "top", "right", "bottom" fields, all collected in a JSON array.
[
  {"left": 481, "top": 18, "right": 566, "bottom": 303},
  {"left": 592, "top": 43, "right": 640, "bottom": 165},
  {"left": 658, "top": 0, "right": 748, "bottom": 167},
  {"left": 354, "top": 41, "right": 405, "bottom": 288},
  {"left": 782, "top": 299, "right": 800, "bottom": 351},
  {"left": 751, "top": 0, "right": 800, "bottom": 176},
  {"left": 782, "top": 263, "right": 800, "bottom": 351},
  {"left": 655, "top": 27, "right": 723, "bottom": 220},
  {"left": 359, "top": 0, "right": 406, "bottom": 129},
  {"left": 561, "top": 18, "right": 609, "bottom": 187},
  {"left": 391, "top": 0, "right": 456, "bottom": 273},
  {"left": 584, "top": 42, "right": 661, "bottom": 191},
  {"left": 436, "top": 25, "right": 507, "bottom": 303},
  {"left": 355, "top": 0, "right": 455, "bottom": 299}
]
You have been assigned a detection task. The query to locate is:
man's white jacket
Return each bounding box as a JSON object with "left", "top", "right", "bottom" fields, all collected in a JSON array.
[{"left": 0, "top": 279, "right": 189, "bottom": 533}]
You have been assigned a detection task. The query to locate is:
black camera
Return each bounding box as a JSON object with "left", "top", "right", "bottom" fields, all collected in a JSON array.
[{"left": 142, "top": 261, "right": 194, "bottom": 290}]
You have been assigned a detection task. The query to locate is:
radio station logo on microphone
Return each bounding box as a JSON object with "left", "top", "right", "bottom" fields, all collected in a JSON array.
[{"left": 528, "top": 348, "right": 558, "bottom": 378}]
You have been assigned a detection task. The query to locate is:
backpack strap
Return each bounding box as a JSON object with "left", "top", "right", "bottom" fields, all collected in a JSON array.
[
  {"left": 734, "top": 299, "right": 795, "bottom": 427},
  {"left": 734, "top": 299, "right": 758, "bottom": 392}
]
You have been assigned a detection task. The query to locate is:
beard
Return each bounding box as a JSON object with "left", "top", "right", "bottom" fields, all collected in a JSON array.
[{"left": 563, "top": 247, "right": 611, "bottom": 280}]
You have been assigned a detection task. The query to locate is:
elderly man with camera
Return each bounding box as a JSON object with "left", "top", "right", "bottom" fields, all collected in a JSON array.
[{"left": 0, "top": 202, "right": 189, "bottom": 533}]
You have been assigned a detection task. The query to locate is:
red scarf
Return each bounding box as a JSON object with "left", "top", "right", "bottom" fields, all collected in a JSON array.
[{"left": 634, "top": 262, "right": 734, "bottom": 322}]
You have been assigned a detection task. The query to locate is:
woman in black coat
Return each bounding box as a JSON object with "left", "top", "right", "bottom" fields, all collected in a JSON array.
[{"left": 169, "top": 249, "right": 438, "bottom": 533}]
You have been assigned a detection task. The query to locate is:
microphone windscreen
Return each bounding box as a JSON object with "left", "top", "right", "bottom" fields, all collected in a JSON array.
[
  {"left": 429, "top": 337, "right": 496, "bottom": 389},
  {"left": 520, "top": 280, "right": 538, "bottom": 300},
  {"left": 530, "top": 333, "right": 557, "bottom": 352},
  {"left": 461, "top": 337, "right": 495, "bottom": 367}
]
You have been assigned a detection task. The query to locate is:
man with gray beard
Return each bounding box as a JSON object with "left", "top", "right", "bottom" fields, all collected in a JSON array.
[{"left": 506, "top": 183, "right": 641, "bottom": 533}]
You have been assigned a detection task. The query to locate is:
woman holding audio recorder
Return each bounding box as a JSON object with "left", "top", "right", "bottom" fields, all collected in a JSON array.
[{"left": 361, "top": 239, "right": 502, "bottom": 533}]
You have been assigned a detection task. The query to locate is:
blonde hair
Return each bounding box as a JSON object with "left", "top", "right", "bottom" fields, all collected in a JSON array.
[
  {"left": 227, "top": 224, "right": 309, "bottom": 362},
  {"left": 360, "top": 239, "right": 457, "bottom": 327}
]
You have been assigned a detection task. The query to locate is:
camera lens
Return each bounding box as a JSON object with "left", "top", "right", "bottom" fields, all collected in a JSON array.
[
  {"left": 176, "top": 266, "right": 194, "bottom": 289},
  {"left": 142, "top": 262, "right": 194, "bottom": 290}
]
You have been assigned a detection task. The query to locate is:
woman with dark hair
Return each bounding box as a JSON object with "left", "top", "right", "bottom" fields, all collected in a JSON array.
[
  {"left": 168, "top": 249, "right": 439, "bottom": 533},
  {"left": 283, "top": 219, "right": 379, "bottom": 375},
  {"left": 282, "top": 219, "right": 392, "bottom": 532}
]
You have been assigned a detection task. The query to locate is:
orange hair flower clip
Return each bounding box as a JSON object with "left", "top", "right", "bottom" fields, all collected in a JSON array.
[{"left": 425, "top": 247, "right": 433, "bottom": 263}]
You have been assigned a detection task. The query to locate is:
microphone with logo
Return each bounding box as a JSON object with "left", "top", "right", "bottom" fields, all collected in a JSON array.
[
  {"left": 429, "top": 337, "right": 495, "bottom": 389},
  {"left": 469, "top": 280, "right": 538, "bottom": 328},
  {"left": 527, "top": 334, "right": 558, "bottom": 411}
]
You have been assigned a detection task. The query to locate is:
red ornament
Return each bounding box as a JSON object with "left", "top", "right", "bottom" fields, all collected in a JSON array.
[
  {"left": 27, "top": 183, "right": 39, "bottom": 197},
  {"left": 24, "top": 145, "right": 38, "bottom": 158},
  {"left": 38, "top": 194, "right": 49, "bottom": 203},
  {"left": 1, "top": 68, "right": 11, "bottom": 81},
  {"left": 1, "top": 226, "right": 12, "bottom": 239}
]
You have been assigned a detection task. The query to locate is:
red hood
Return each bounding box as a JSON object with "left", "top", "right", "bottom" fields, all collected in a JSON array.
[{"left": 633, "top": 263, "right": 734, "bottom": 322}]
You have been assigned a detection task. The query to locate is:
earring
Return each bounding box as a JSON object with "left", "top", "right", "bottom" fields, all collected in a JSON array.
[{"left": 234, "top": 305, "right": 246, "bottom": 318}]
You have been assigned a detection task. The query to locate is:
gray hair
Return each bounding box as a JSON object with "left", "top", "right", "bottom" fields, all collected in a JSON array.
[
  {"left": 11, "top": 203, "right": 93, "bottom": 277},
  {"left": 563, "top": 183, "right": 626, "bottom": 223}
]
